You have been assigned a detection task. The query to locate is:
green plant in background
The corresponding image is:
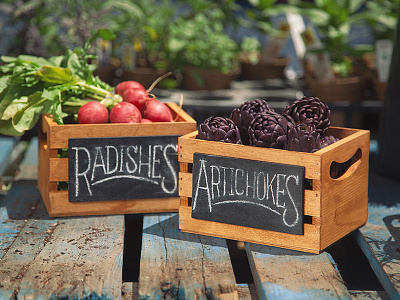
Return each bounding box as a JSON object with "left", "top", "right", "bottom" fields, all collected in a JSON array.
[
  {"left": 0, "top": 0, "right": 110, "bottom": 58},
  {"left": 365, "top": 0, "right": 400, "bottom": 41},
  {"left": 280, "top": 0, "right": 377, "bottom": 78},
  {"left": 104, "top": 0, "right": 175, "bottom": 70},
  {"left": 239, "top": 36, "right": 262, "bottom": 65},
  {"left": 168, "top": 8, "right": 240, "bottom": 74}
]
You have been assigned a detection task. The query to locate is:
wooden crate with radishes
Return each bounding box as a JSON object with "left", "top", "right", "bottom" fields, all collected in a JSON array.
[
  {"left": 178, "top": 97, "right": 370, "bottom": 253},
  {"left": 38, "top": 102, "right": 196, "bottom": 217}
]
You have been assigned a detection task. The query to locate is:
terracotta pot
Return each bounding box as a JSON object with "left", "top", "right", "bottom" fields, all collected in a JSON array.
[
  {"left": 121, "top": 67, "right": 168, "bottom": 89},
  {"left": 240, "top": 57, "right": 290, "bottom": 80},
  {"left": 303, "top": 61, "right": 370, "bottom": 102},
  {"left": 183, "top": 67, "right": 238, "bottom": 90},
  {"left": 308, "top": 75, "right": 370, "bottom": 102}
]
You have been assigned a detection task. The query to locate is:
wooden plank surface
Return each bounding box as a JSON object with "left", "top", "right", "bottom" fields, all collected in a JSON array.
[
  {"left": 245, "top": 243, "right": 352, "bottom": 300},
  {"left": 353, "top": 171, "right": 400, "bottom": 300},
  {"left": 0, "top": 137, "right": 125, "bottom": 299},
  {"left": 138, "top": 213, "right": 238, "bottom": 299}
]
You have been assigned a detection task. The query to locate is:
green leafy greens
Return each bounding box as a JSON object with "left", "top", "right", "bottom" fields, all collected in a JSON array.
[{"left": 0, "top": 29, "right": 120, "bottom": 136}]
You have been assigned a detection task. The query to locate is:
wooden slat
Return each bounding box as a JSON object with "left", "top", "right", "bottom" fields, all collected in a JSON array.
[
  {"left": 47, "top": 190, "right": 179, "bottom": 217},
  {"left": 138, "top": 213, "right": 238, "bottom": 299},
  {"left": 179, "top": 206, "right": 321, "bottom": 253},
  {"left": 15, "top": 137, "right": 38, "bottom": 181},
  {"left": 178, "top": 131, "right": 322, "bottom": 180},
  {"left": 43, "top": 103, "right": 197, "bottom": 149},
  {"left": 245, "top": 243, "right": 352, "bottom": 300},
  {"left": 352, "top": 171, "right": 400, "bottom": 299}
]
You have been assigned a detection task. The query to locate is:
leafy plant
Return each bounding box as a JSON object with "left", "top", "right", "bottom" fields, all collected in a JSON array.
[
  {"left": 0, "top": 29, "right": 118, "bottom": 136},
  {"left": 104, "top": 0, "right": 175, "bottom": 69},
  {"left": 0, "top": 0, "right": 110, "bottom": 57},
  {"left": 365, "top": 0, "right": 400, "bottom": 41},
  {"left": 280, "top": 0, "right": 376, "bottom": 77},
  {"left": 168, "top": 9, "right": 240, "bottom": 74}
]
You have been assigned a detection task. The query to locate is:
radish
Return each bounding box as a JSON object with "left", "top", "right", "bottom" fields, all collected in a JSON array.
[
  {"left": 78, "top": 101, "right": 109, "bottom": 124},
  {"left": 115, "top": 80, "right": 146, "bottom": 95},
  {"left": 122, "top": 88, "right": 149, "bottom": 113},
  {"left": 110, "top": 102, "right": 142, "bottom": 123},
  {"left": 143, "top": 100, "right": 172, "bottom": 122},
  {"left": 141, "top": 118, "right": 153, "bottom": 123}
]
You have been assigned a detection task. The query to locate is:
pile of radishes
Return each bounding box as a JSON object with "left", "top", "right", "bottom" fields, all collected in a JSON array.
[{"left": 77, "top": 80, "right": 173, "bottom": 124}]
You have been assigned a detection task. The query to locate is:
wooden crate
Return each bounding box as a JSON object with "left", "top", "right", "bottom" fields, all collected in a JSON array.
[
  {"left": 38, "top": 102, "right": 196, "bottom": 217},
  {"left": 178, "top": 127, "right": 370, "bottom": 254}
]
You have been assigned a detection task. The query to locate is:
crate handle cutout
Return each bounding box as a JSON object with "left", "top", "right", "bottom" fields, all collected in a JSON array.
[{"left": 330, "top": 148, "right": 362, "bottom": 180}]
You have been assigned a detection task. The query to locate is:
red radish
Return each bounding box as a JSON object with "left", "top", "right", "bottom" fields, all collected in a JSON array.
[
  {"left": 78, "top": 101, "right": 109, "bottom": 124},
  {"left": 115, "top": 80, "right": 145, "bottom": 95},
  {"left": 141, "top": 118, "right": 153, "bottom": 123},
  {"left": 110, "top": 102, "right": 142, "bottom": 124},
  {"left": 143, "top": 100, "right": 172, "bottom": 122},
  {"left": 122, "top": 88, "right": 149, "bottom": 113}
]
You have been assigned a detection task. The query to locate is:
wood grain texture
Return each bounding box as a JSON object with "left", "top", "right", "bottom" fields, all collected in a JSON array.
[
  {"left": 245, "top": 243, "right": 352, "bottom": 300},
  {"left": 179, "top": 206, "right": 321, "bottom": 253},
  {"left": 42, "top": 103, "right": 196, "bottom": 149},
  {"left": 353, "top": 172, "right": 400, "bottom": 300},
  {"left": 139, "top": 213, "right": 238, "bottom": 299}
]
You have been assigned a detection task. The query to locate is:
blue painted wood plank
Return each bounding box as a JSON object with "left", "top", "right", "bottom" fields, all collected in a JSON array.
[
  {"left": 353, "top": 171, "right": 400, "bottom": 300},
  {"left": 139, "top": 213, "right": 238, "bottom": 299},
  {"left": 0, "top": 137, "right": 16, "bottom": 167},
  {"left": 15, "top": 137, "right": 38, "bottom": 181},
  {"left": 245, "top": 243, "right": 352, "bottom": 300}
]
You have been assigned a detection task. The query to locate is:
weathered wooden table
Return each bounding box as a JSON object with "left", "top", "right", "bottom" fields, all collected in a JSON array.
[{"left": 0, "top": 135, "right": 398, "bottom": 299}]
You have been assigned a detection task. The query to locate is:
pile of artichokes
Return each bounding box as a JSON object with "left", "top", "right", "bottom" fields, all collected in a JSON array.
[{"left": 197, "top": 96, "right": 339, "bottom": 153}]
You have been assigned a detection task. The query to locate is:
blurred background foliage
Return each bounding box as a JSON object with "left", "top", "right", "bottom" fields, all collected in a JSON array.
[{"left": 0, "top": 0, "right": 398, "bottom": 83}]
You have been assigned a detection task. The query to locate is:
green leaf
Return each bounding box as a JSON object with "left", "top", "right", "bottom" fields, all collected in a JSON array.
[
  {"left": 0, "top": 75, "right": 10, "bottom": 95},
  {"left": 36, "top": 66, "right": 74, "bottom": 85}
]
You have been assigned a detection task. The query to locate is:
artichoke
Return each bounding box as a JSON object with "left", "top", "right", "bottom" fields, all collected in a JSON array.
[
  {"left": 230, "top": 99, "right": 274, "bottom": 145},
  {"left": 320, "top": 135, "right": 340, "bottom": 149},
  {"left": 248, "top": 112, "right": 293, "bottom": 149},
  {"left": 197, "top": 116, "right": 242, "bottom": 144},
  {"left": 282, "top": 96, "right": 331, "bottom": 135},
  {"left": 286, "top": 124, "right": 321, "bottom": 153}
]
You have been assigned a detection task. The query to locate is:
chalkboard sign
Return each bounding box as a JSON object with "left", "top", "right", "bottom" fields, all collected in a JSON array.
[
  {"left": 68, "top": 135, "right": 179, "bottom": 202},
  {"left": 191, "top": 153, "right": 305, "bottom": 235}
]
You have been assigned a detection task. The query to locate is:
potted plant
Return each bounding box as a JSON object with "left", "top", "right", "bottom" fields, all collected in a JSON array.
[
  {"left": 167, "top": 8, "right": 240, "bottom": 90},
  {"left": 104, "top": 0, "right": 176, "bottom": 89},
  {"left": 281, "top": 0, "right": 376, "bottom": 102},
  {"left": 238, "top": 0, "right": 291, "bottom": 80},
  {"left": 363, "top": 0, "right": 399, "bottom": 101}
]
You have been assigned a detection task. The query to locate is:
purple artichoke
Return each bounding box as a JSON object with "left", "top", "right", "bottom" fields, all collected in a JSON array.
[
  {"left": 286, "top": 124, "right": 321, "bottom": 153},
  {"left": 197, "top": 117, "right": 242, "bottom": 144},
  {"left": 248, "top": 112, "right": 294, "bottom": 149},
  {"left": 230, "top": 99, "right": 274, "bottom": 145},
  {"left": 282, "top": 96, "right": 331, "bottom": 135},
  {"left": 320, "top": 135, "right": 340, "bottom": 149}
]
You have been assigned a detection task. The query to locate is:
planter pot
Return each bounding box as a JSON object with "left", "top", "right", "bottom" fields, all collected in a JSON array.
[
  {"left": 183, "top": 67, "right": 238, "bottom": 90},
  {"left": 308, "top": 75, "right": 370, "bottom": 102},
  {"left": 122, "top": 67, "right": 168, "bottom": 89},
  {"left": 303, "top": 61, "right": 370, "bottom": 102},
  {"left": 240, "top": 57, "right": 290, "bottom": 80}
]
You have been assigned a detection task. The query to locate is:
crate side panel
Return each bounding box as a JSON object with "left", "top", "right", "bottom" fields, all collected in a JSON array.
[
  {"left": 179, "top": 206, "right": 321, "bottom": 254},
  {"left": 47, "top": 190, "right": 179, "bottom": 217},
  {"left": 178, "top": 136, "right": 321, "bottom": 180},
  {"left": 49, "top": 158, "right": 67, "bottom": 182},
  {"left": 319, "top": 130, "right": 370, "bottom": 250}
]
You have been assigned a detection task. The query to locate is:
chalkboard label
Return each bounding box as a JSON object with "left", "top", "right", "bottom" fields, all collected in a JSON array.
[
  {"left": 68, "top": 135, "right": 179, "bottom": 202},
  {"left": 191, "top": 153, "right": 305, "bottom": 235}
]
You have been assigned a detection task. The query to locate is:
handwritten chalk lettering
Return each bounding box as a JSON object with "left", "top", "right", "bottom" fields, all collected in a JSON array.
[
  {"left": 191, "top": 153, "right": 304, "bottom": 235},
  {"left": 68, "top": 136, "right": 179, "bottom": 202}
]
